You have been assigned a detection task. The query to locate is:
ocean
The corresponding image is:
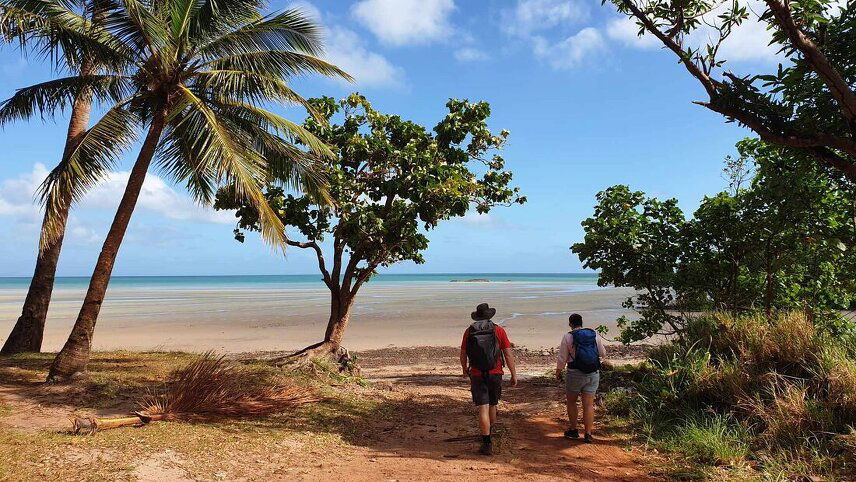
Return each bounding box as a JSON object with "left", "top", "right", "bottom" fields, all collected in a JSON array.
[
  {"left": 0, "top": 273, "right": 624, "bottom": 352},
  {"left": 0, "top": 273, "right": 600, "bottom": 291}
]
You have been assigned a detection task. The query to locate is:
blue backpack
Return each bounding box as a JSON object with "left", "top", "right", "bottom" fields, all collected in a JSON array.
[{"left": 569, "top": 328, "right": 601, "bottom": 374}]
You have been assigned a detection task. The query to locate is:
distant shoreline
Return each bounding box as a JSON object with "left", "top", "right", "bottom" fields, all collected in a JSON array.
[{"left": 0, "top": 279, "right": 632, "bottom": 353}]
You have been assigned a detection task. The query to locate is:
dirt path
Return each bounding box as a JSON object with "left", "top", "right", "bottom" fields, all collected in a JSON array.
[
  {"left": 286, "top": 348, "right": 654, "bottom": 481},
  {"left": 0, "top": 348, "right": 655, "bottom": 481}
]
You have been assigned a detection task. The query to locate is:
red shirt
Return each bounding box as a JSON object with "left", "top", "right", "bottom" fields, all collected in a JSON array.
[{"left": 461, "top": 324, "right": 512, "bottom": 376}]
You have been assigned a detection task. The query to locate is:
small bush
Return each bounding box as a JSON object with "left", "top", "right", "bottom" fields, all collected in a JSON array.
[
  {"left": 607, "top": 312, "right": 856, "bottom": 479},
  {"left": 601, "top": 388, "right": 635, "bottom": 416},
  {"left": 670, "top": 415, "right": 750, "bottom": 466}
]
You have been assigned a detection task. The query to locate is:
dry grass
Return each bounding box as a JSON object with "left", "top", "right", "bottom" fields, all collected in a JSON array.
[
  {"left": 139, "top": 352, "right": 320, "bottom": 422},
  {"left": 0, "top": 351, "right": 379, "bottom": 481}
]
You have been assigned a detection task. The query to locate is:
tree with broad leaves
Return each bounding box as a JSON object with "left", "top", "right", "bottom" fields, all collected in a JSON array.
[
  {"left": 215, "top": 94, "right": 526, "bottom": 361},
  {"left": 606, "top": 0, "right": 856, "bottom": 182},
  {"left": 573, "top": 138, "right": 854, "bottom": 343}
]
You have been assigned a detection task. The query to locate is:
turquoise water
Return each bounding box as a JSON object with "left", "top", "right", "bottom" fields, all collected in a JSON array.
[{"left": 0, "top": 273, "right": 599, "bottom": 290}]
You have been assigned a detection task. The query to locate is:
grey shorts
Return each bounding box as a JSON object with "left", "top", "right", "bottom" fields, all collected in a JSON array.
[{"left": 566, "top": 369, "right": 600, "bottom": 395}]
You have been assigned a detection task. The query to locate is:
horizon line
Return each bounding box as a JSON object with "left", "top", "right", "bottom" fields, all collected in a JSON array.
[{"left": 0, "top": 272, "right": 596, "bottom": 278}]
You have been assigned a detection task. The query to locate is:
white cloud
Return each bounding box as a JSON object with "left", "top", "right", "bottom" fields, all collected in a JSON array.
[
  {"left": 0, "top": 163, "right": 48, "bottom": 222},
  {"left": 607, "top": 1, "right": 780, "bottom": 63},
  {"left": 351, "top": 0, "right": 455, "bottom": 46},
  {"left": 0, "top": 163, "right": 234, "bottom": 236},
  {"left": 286, "top": 0, "right": 321, "bottom": 21},
  {"left": 533, "top": 27, "right": 606, "bottom": 70},
  {"left": 606, "top": 17, "right": 660, "bottom": 49},
  {"left": 322, "top": 26, "right": 405, "bottom": 88},
  {"left": 454, "top": 47, "right": 489, "bottom": 62},
  {"left": 503, "top": 0, "right": 589, "bottom": 37},
  {"left": 695, "top": 3, "right": 779, "bottom": 63},
  {"left": 459, "top": 211, "right": 493, "bottom": 225},
  {"left": 82, "top": 171, "right": 234, "bottom": 224}
]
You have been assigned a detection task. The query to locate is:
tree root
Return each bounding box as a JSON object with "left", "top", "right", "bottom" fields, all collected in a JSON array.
[{"left": 271, "top": 342, "right": 360, "bottom": 376}]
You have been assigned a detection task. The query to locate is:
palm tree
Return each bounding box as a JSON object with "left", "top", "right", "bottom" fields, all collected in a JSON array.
[
  {"left": 44, "top": 0, "right": 349, "bottom": 381},
  {"left": 0, "top": 0, "right": 132, "bottom": 354}
]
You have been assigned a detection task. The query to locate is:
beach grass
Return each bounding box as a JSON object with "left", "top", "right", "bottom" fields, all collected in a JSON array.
[{"left": 0, "top": 350, "right": 384, "bottom": 481}]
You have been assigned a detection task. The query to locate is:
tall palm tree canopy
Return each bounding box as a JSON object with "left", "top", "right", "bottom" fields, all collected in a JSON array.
[{"left": 0, "top": 0, "right": 350, "bottom": 246}]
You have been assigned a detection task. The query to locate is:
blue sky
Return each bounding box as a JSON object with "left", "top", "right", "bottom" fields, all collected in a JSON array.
[{"left": 0, "top": 0, "right": 780, "bottom": 276}]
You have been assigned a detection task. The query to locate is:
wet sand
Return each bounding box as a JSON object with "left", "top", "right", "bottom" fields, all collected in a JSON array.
[{"left": 0, "top": 281, "right": 636, "bottom": 352}]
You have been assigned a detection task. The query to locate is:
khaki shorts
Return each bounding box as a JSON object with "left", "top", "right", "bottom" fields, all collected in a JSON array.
[{"left": 566, "top": 369, "right": 600, "bottom": 395}]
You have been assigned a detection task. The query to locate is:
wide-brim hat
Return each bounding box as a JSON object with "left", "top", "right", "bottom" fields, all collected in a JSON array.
[{"left": 471, "top": 303, "right": 496, "bottom": 321}]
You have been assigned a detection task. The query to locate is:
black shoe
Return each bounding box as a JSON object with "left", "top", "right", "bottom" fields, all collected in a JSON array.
[
  {"left": 478, "top": 442, "right": 493, "bottom": 456},
  {"left": 564, "top": 428, "right": 579, "bottom": 439},
  {"left": 584, "top": 433, "right": 594, "bottom": 444}
]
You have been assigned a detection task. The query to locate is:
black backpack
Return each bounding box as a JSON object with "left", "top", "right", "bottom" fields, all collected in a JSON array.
[
  {"left": 466, "top": 320, "right": 500, "bottom": 374},
  {"left": 569, "top": 328, "right": 601, "bottom": 374}
]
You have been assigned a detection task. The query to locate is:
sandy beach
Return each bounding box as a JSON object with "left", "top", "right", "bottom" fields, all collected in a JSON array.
[{"left": 0, "top": 277, "right": 636, "bottom": 352}]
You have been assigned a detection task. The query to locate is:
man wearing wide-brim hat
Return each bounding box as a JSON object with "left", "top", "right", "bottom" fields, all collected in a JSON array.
[{"left": 460, "top": 303, "right": 518, "bottom": 456}]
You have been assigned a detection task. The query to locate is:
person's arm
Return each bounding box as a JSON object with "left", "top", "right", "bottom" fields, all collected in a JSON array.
[
  {"left": 556, "top": 333, "right": 570, "bottom": 380},
  {"left": 597, "top": 337, "right": 607, "bottom": 358},
  {"left": 460, "top": 329, "right": 469, "bottom": 377},
  {"left": 502, "top": 347, "right": 518, "bottom": 387}
]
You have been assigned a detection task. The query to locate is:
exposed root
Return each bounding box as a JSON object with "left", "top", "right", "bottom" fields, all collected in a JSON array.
[{"left": 272, "top": 342, "right": 360, "bottom": 376}]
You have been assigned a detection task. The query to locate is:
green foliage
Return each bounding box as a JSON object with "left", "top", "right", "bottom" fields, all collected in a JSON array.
[
  {"left": 216, "top": 93, "right": 525, "bottom": 297},
  {"left": 571, "top": 184, "right": 686, "bottom": 342},
  {"left": 2, "top": 1, "right": 349, "bottom": 248},
  {"left": 668, "top": 415, "right": 750, "bottom": 467},
  {"left": 610, "top": 312, "right": 856, "bottom": 479},
  {"left": 606, "top": 0, "right": 856, "bottom": 181},
  {"left": 573, "top": 139, "right": 855, "bottom": 342}
]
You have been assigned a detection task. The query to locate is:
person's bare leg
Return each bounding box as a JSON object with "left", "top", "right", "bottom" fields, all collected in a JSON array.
[
  {"left": 478, "top": 404, "right": 491, "bottom": 435},
  {"left": 489, "top": 404, "right": 497, "bottom": 425},
  {"left": 566, "top": 393, "right": 579, "bottom": 430},
  {"left": 582, "top": 393, "right": 595, "bottom": 435}
]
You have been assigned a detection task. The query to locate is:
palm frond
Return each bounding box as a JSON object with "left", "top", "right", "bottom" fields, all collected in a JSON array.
[
  {"left": 214, "top": 99, "right": 334, "bottom": 159},
  {"left": 0, "top": 74, "right": 130, "bottom": 124},
  {"left": 138, "top": 352, "right": 320, "bottom": 421},
  {"left": 214, "top": 105, "right": 330, "bottom": 201},
  {"left": 195, "top": 9, "right": 323, "bottom": 61},
  {"left": 0, "top": 0, "right": 132, "bottom": 71},
  {"left": 186, "top": 0, "right": 262, "bottom": 45},
  {"left": 105, "top": 0, "right": 167, "bottom": 57},
  {"left": 203, "top": 50, "right": 351, "bottom": 82},
  {"left": 38, "top": 103, "right": 139, "bottom": 247},
  {"left": 172, "top": 85, "right": 286, "bottom": 247}
]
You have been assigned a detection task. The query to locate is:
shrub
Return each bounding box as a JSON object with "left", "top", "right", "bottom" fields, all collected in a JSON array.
[
  {"left": 669, "top": 415, "right": 750, "bottom": 466},
  {"left": 610, "top": 312, "right": 856, "bottom": 479}
]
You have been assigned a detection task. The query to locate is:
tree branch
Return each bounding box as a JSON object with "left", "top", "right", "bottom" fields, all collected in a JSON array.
[
  {"left": 697, "top": 101, "right": 856, "bottom": 179},
  {"left": 286, "top": 239, "right": 333, "bottom": 289},
  {"left": 763, "top": 0, "right": 856, "bottom": 129},
  {"left": 617, "top": 0, "right": 719, "bottom": 98}
]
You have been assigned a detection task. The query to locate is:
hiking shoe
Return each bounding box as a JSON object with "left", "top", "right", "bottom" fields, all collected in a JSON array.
[
  {"left": 584, "top": 433, "right": 594, "bottom": 444},
  {"left": 478, "top": 442, "right": 493, "bottom": 456},
  {"left": 564, "top": 428, "right": 579, "bottom": 439}
]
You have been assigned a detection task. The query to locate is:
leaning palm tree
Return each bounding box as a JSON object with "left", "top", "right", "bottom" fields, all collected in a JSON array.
[
  {"left": 0, "top": 0, "right": 133, "bottom": 354},
  {"left": 45, "top": 0, "right": 350, "bottom": 381}
]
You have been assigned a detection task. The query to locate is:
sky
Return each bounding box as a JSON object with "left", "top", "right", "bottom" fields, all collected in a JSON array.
[{"left": 0, "top": 0, "right": 783, "bottom": 277}]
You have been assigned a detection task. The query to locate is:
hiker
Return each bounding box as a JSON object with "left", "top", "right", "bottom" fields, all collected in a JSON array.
[
  {"left": 460, "top": 303, "right": 518, "bottom": 456},
  {"left": 556, "top": 313, "right": 606, "bottom": 444}
]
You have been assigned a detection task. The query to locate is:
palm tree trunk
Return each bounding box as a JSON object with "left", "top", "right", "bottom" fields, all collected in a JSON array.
[
  {"left": 47, "top": 111, "right": 166, "bottom": 381},
  {"left": 1, "top": 65, "right": 94, "bottom": 355}
]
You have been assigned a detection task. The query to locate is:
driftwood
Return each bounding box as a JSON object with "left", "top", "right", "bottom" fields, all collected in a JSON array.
[{"left": 70, "top": 412, "right": 157, "bottom": 434}]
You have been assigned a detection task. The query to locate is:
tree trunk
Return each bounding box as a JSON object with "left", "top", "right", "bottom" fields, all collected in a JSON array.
[
  {"left": 1, "top": 65, "right": 94, "bottom": 355},
  {"left": 46, "top": 111, "right": 166, "bottom": 382},
  {"left": 289, "top": 291, "right": 355, "bottom": 361}
]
